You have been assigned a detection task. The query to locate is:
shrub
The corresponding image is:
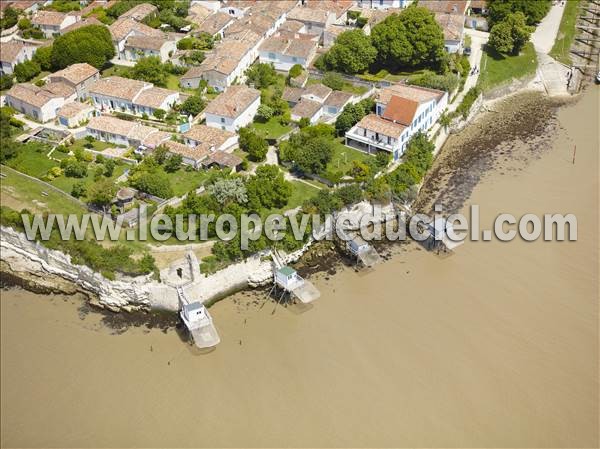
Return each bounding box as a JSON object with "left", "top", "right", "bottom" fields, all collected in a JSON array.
[{"left": 321, "top": 72, "right": 345, "bottom": 91}]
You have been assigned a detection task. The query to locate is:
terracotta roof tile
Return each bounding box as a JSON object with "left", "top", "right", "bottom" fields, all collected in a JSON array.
[
  {"left": 381, "top": 95, "right": 419, "bottom": 126},
  {"left": 204, "top": 85, "right": 260, "bottom": 118},
  {"left": 49, "top": 63, "right": 99, "bottom": 85},
  {"left": 356, "top": 114, "right": 406, "bottom": 139}
]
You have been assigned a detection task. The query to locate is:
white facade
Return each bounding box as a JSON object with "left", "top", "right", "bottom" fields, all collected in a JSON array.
[
  {"left": 205, "top": 96, "right": 260, "bottom": 132},
  {"left": 35, "top": 16, "right": 77, "bottom": 38},
  {"left": 87, "top": 128, "right": 130, "bottom": 146},
  {"left": 4, "top": 94, "right": 68, "bottom": 123},
  {"left": 90, "top": 89, "right": 179, "bottom": 117},
  {"left": 123, "top": 40, "right": 177, "bottom": 63},
  {"left": 258, "top": 47, "right": 315, "bottom": 72},
  {"left": 0, "top": 45, "right": 37, "bottom": 76},
  {"left": 356, "top": 0, "right": 412, "bottom": 8},
  {"left": 346, "top": 91, "right": 447, "bottom": 160}
]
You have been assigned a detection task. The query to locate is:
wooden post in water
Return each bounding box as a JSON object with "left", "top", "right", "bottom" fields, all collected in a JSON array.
[{"left": 572, "top": 145, "right": 577, "bottom": 164}]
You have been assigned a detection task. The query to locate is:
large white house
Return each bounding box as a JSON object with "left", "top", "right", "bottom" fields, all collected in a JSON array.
[
  {"left": 123, "top": 35, "right": 177, "bottom": 63},
  {"left": 31, "top": 11, "right": 78, "bottom": 38},
  {"left": 108, "top": 17, "right": 164, "bottom": 61},
  {"left": 258, "top": 35, "right": 318, "bottom": 71},
  {"left": 4, "top": 82, "right": 76, "bottom": 123},
  {"left": 345, "top": 83, "right": 447, "bottom": 160},
  {"left": 0, "top": 41, "right": 38, "bottom": 76},
  {"left": 89, "top": 76, "right": 180, "bottom": 117},
  {"left": 87, "top": 115, "right": 170, "bottom": 148},
  {"left": 204, "top": 85, "right": 260, "bottom": 132},
  {"left": 47, "top": 63, "right": 100, "bottom": 100}
]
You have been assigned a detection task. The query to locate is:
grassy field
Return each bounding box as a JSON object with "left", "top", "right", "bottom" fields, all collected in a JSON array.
[
  {"left": 306, "top": 77, "right": 369, "bottom": 95},
  {"left": 50, "top": 163, "right": 128, "bottom": 195},
  {"left": 327, "top": 138, "right": 371, "bottom": 174},
  {"left": 251, "top": 117, "right": 292, "bottom": 139},
  {"left": 0, "top": 165, "right": 87, "bottom": 216},
  {"left": 478, "top": 43, "right": 538, "bottom": 91},
  {"left": 165, "top": 168, "right": 209, "bottom": 197},
  {"left": 549, "top": 0, "right": 580, "bottom": 65},
  {"left": 69, "top": 139, "right": 116, "bottom": 153},
  {"left": 5, "top": 144, "right": 55, "bottom": 179}
]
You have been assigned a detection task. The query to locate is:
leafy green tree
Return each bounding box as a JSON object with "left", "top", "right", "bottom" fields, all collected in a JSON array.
[
  {"left": 335, "top": 184, "right": 363, "bottom": 206},
  {"left": 153, "top": 145, "right": 169, "bottom": 165},
  {"left": 335, "top": 98, "right": 373, "bottom": 136},
  {"left": 246, "top": 165, "right": 292, "bottom": 211},
  {"left": 153, "top": 108, "right": 166, "bottom": 120},
  {"left": 255, "top": 104, "right": 274, "bottom": 122},
  {"left": 208, "top": 178, "right": 248, "bottom": 205},
  {"left": 371, "top": 7, "right": 444, "bottom": 69},
  {"left": 14, "top": 60, "right": 41, "bottom": 83},
  {"left": 322, "top": 29, "right": 377, "bottom": 74},
  {"left": 488, "top": 0, "right": 551, "bottom": 26},
  {"left": 0, "top": 74, "right": 14, "bottom": 91},
  {"left": 87, "top": 178, "right": 117, "bottom": 209},
  {"left": 129, "top": 56, "right": 168, "bottom": 86},
  {"left": 280, "top": 131, "right": 334, "bottom": 175},
  {"left": 0, "top": 7, "right": 19, "bottom": 30},
  {"left": 61, "top": 158, "right": 88, "bottom": 178},
  {"left": 288, "top": 64, "right": 303, "bottom": 79},
  {"left": 103, "top": 158, "right": 116, "bottom": 177},
  {"left": 180, "top": 95, "right": 206, "bottom": 116},
  {"left": 239, "top": 127, "right": 268, "bottom": 162},
  {"left": 408, "top": 70, "right": 459, "bottom": 92},
  {"left": 489, "top": 12, "right": 534, "bottom": 55},
  {"left": 321, "top": 72, "right": 345, "bottom": 90},
  {"left": 33, "top": 45, "right": 53, "bottom": 71},
  {"left": 164, "top": 154, "right": 182, "bottom": 173},
  {"left": 130, "top": 170, "right": 173, "bottom": 198},
  {"left": 18, "top": 18, "right": 31, "bottom": 30},
  {"left": 51, "top": 25, "right": 114, "bottom": 70},
  {"left": 182, "top": 50, "right": 205, "bottom": 65},
  {"left": 303, "top": 190, "right": 343, "bottom": 216},
  {"left": 245, "top": 63, "right": 278, "bottom": 89},
  {"left": 138, "top": 253, "right": 157, "bottom": 274},
  {"left": 71, "top": 180, "right": 87, "bottom": 198}
]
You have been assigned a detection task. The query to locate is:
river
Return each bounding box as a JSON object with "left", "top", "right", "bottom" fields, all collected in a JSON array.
[{"left": 1, "top": 88, "right": 598, "bottom": 448}]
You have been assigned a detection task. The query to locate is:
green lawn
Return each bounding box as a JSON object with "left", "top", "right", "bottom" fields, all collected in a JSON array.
[
  {"left": 166, "top": 74, "right": 182, "bottom": 91},
  {"left": 69, "top": 139, "right": 116, "bottom": 153},
  {"left": 251, "top": 117, "right": 292, "bottom": 139},
  {"left": 50, "top": 163, "right": 128, "bottom": 195},
  {"left": 327, "top": 138, "right": 371, "bottom": 174},
  {"left": 5, "top": 144, "right": 55, "bottom": 179},
  {"left": 1, "top": 165, "right": 87, "bottom": 216},
  {"left": 478, "top": 42, "right": 538, "bottom": 91},
  {"left": 357, "top": 68, "right": 426, "bottom": 83},
  {"left": 549, "top": 0, "right": 580, "bottom": 65},
  {"left": 306, "top": 77, "right": 369, "bottom": 95},
  {"left": 165, "top": 168, "right": 209, "bottom": 197}
]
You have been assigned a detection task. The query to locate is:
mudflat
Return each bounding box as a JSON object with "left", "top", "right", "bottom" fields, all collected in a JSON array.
[{"left": 1, "top": 89, "right": 598, "bottom": 448}]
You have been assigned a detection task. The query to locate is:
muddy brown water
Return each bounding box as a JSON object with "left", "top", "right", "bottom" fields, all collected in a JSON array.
[{"left": 1, "top": 89, "right": 598, "bottom": 448}]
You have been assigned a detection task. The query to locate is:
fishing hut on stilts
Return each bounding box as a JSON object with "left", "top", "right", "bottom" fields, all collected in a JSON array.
[
  {"left": 267, "top": 251, "right": 320, "bottom": 305},
  {"left": 177, "top": 286, "right": 220, "bottom": 349},
  {"left": 418, "top": 218, "right": 464, "bottom": 254}
]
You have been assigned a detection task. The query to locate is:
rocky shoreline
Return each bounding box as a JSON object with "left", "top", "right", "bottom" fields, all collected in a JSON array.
[{"left": 0, "top": 87, "right": 578, "bottom": 327}]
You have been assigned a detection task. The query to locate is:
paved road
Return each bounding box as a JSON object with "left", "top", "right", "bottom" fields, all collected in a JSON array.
[{"left": 532, "top": 2, "right": 566, "bottom": 54}]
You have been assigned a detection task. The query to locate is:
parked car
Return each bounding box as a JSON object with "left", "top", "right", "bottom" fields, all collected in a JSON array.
[{"left": 464, "top": 47, "right": 471, "bottom": 56}]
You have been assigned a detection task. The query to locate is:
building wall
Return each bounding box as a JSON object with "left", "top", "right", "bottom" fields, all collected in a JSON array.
[
  {"left": 291, "top": 107, "right": 322, "bottom": 124},
  {"left": 124, "top": 41, "right": 176, "bottom": 63},
  {"left": 258, "top": 50, "right": 310, "bottom": 72},
  {"left": 48, "top": 73, "right": 100, "bottom": 100},
  {"left": 4, "top": 94, "right": 64, "bottom": 122},
  {"left": 87, "top": 128, "right": 130, "bottom": 146},
  {"left": 0, "top": 46, "right": 36, "bottom": 75},
  {"left": 59, "top": 109, "right": 95, "bottom": 128},
  {"left": 205, "top": 96, "right": 260, "bottom": 132}
]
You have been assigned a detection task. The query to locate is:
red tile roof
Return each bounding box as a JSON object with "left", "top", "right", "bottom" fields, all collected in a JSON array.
[{"left": 382, "top": 95, "right": 419, "bottom": 126}]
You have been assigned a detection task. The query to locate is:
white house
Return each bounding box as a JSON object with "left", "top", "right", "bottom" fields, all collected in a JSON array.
[
  {"left": 180, "top": 31, "right": 260, "bottom": 91},
  {"left": 345, "top": 83, "right": 447, "bottom": 160},
  {"left": 258, "top": 35, "right": 318, "bottom": 71},
  {"left": 435, "top": 12, "right": 465, "bottom": 53},
  {"left": 57, "top": 101, "right": 97, "bottom": 128},
  {"left": 123, "top": 35, "right": 177, "bottom": 63},
  {"left": 120, "top": 2, "right": 158, "bottom": 22},
  {"left": 194, "top": 11, "right": 235, "bottom": 39},
  {"left": 87, "top": 115, "right": 170, "bottom": 148},
  {"left": 4, "top": 82, "right": 76, "bottom": 123},
  {"left": 47, "top": 63, "right": 100, "bottom": 100},
  {"left": 0, "top": 40, "right": 37, "bottom": 76},
  {"left": 286, "top": 6, "right": 336, "bottom": 38},
  {"left": 204, "top": 85, "right": 260, "bottom": 132},
  {"left": 108, "top": 17, "right": 164, "bottom": 61},
  {"left": 31, "top": 11, "right": 78, "bottom": 38},
  {"left": 89, "top": 76, "right": 180, "bottom": 117}
]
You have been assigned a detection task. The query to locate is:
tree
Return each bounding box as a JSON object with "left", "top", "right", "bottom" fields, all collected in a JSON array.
[
  {"left": 87, "top": 178, "right": 117, "bottom": 209},
  {"left": 208, "top": 178, "right": 248, "bottom": 205},
  {"left": 18, "top": 18, "right": 31, "bottom": 30},
  {"left": 0, "top": 7, "right": 19, "bottom": 30},
  {"left": 321, "top": 72, "right": 345, "bottom": 91},
  {"left": 129, "top": 56, "right": 168, "bottom": 87},
  {"left": 371, "top": 7, "right": 445, "bottom": 69},
  {"left": 246, "top": 165, "right": 292, "bottom": 211},
  {"left": 164, "top": 154, "right": 182, "bottom": 173},
  {"left": 51, "top": 25, "right": 115, "bottom": 70},
  {"left": 153, "top": 145, "right": 169, "bottom": 165},
  {"left": 238, "top": 127, "right": 268, "bottom": 162},
  {"left": 255, "top": 104, "right": 274, "bottom": 123},
  {"left": 71, "top": 180, "right": 87, "bottom": 198},
  {"left": 153, "top": 108, "right": 166, "bottom": 120},
  {"left": 322, "top": 29, "right": 377, "bottom": 74},
  {"left": 489, "top": 12, "right": 534, "bottom": 55},
  {"left": 0, "top": 75, "right": 13, "bottom": 91},
  {"left": 33, "top": 45, "right": 53, "bottom": 71},
  {"left": 288, "top": 64, "right": 303, "bottom": 79},
  {"left": 130, "top": 170, "right": 173, "bottom": 198},
  {"left": 61, "top": 158, "right": 88, "bottom": 178},
  {"left": 335, "top": 184, "right": 363, "bottom": 206},
  {"left": 138, "top": 253, "right": 157, "bottom": 274},
  {"left": 103, "top": 158, "right": 116, "bottom": 177},
  {"left": 245, "top": 63, "right": 278, "bottom": 89},
  {"left": 179, "top": 95, "right": 205, "bottom": 116},
  {"left": 488, "top": 0, "right": 551, "bottom": 26},
  {"left": 14, "top": 60, "right": 41, "bottom": 83},
  {"left": 303, "top": 190, "right": 343, "bottom": 216},
  {"left": 280, "top": 131, "right": 334, "bottom": 175},
  {"left": 335, "top": 98, "right": 373, "bottom": 136}
]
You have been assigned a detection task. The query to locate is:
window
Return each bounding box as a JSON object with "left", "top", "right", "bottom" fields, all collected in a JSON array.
[
  {"left": 220, "top": 117, "right": 225, "bottom": 123},
  {"left": 292, "top": 57, "right": 298, "bottom": 62},
  {"left": 268, "top": 52, "right": 276, "bottom": 60}
]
